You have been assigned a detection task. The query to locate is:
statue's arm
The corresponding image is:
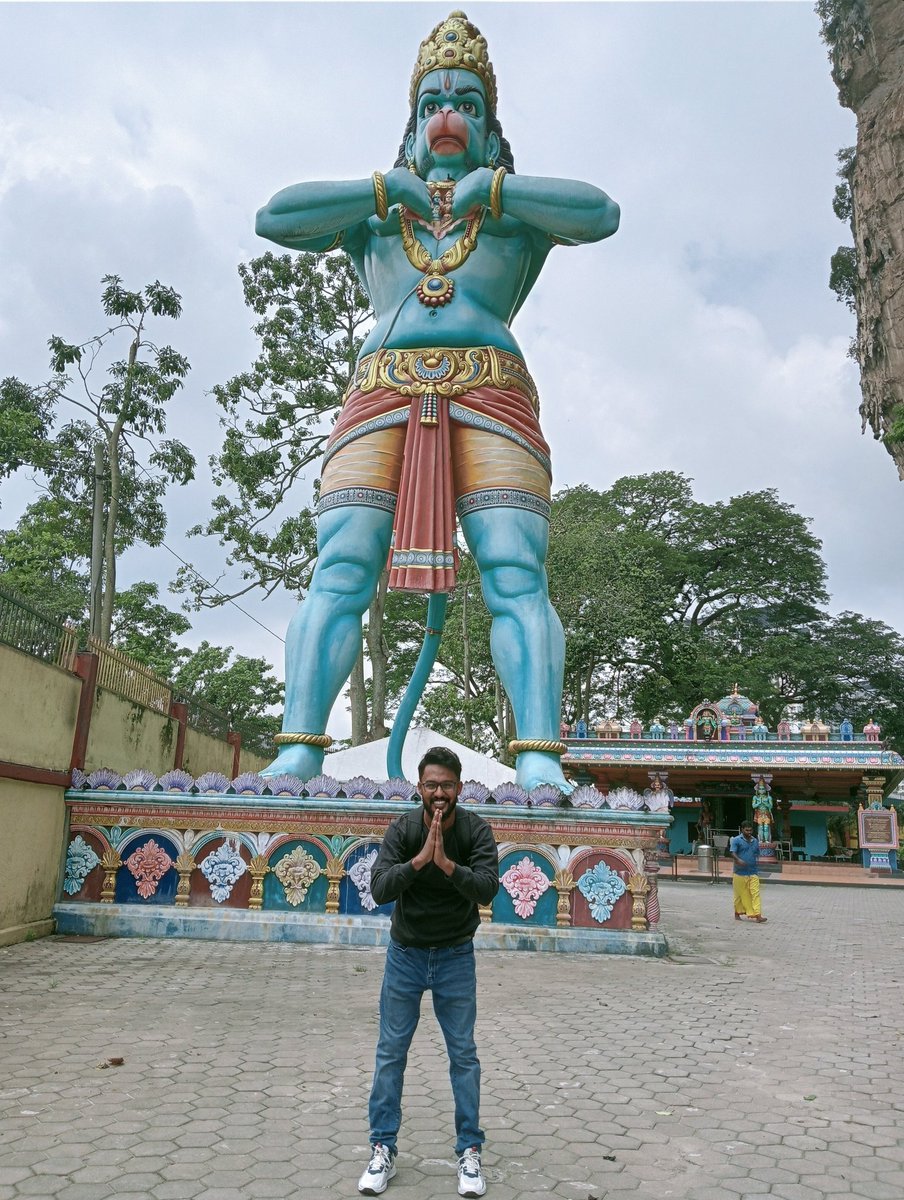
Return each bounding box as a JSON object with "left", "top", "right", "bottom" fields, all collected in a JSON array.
[
  {"left": 506, "top": 175, "right": 619, "bottom": 243},
  {"left": 256, "top": 170, "right": 433, "bottom": 251},
  {"left": 453, "top": 168, "right": 619, "bottom": 244},
  {"left": 255, "top": 179, "right": 377, "bottom": 251}
]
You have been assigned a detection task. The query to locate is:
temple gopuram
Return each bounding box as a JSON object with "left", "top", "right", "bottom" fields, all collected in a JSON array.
[{"left": 562, "top": 687, "right": 904, "bottom": 863}]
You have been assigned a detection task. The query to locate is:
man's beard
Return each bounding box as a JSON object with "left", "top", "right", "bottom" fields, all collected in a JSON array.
[{"left": 422, "top": 794, "right": 458, "bottom": 823}]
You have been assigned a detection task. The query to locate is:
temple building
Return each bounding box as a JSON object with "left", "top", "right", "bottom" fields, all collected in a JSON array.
[{"left": 562, "top": 687, "right": 904, "bottom": 861}]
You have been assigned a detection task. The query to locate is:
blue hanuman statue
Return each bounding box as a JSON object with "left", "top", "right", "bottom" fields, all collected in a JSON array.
[{"left": 256, "top": 11, "right": 619, "bottom": 791}]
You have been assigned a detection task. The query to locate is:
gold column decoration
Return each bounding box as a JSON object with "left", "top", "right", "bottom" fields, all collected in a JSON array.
[
  {"left": 478, "top": 901, "right": 494, "bottom": 923},
  {"left": 248, "top": 855, "right": 269, "bottom": 911},
  {"left": 553, "top": 869, "right": 574, "bottom": 928},
  {"left": 175, "top": 853, "right": 195, "bottom": 907},
  {"left": 100, "top": 849, "right": 122, "bottom": 903},
  {"left": 627, "top": 873, "right": 651, "bottom": 931},
  {"left": 325, "top": 855, "right": 346, "bottom": 915},
  {"left": 863, "top": 774, "right": 886, "bottom": 808}
]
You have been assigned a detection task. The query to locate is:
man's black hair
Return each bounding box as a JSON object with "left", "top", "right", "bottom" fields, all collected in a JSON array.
[
  {"left": 394, "top": 108, "right": 516, "bottom": 174},
  {"left": 418, "top": 745, "right": 462, "bottom": 780}
]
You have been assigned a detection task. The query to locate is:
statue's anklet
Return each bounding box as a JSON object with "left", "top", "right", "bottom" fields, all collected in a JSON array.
[
  {"left": 274, "top": 732, "right": 333, "bottom": 748},
  {"left": 508, "top": 739, "right": 567, "bottom": 756}
]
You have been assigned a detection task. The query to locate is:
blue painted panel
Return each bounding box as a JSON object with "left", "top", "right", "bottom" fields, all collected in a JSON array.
[
  {"left": 668, "top": 811, "right": 695, "bottom": 853},
  {"left": 796, "top": 811, "right": 829, "bottom": 857},
  {"left": 339, "top": 843, "right": 393, "bottom": 918},
  {"left": 264, "top": 841, "right": 329, "bottom": 912},
  {"left": 494, "top": 850, "right": 557, "bottom": 927},
  {"left": 114, "top": 834, "right": 179, "bottom": 904}
]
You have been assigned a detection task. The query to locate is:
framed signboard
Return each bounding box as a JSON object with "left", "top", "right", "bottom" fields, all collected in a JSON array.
[{"left": 858, "top": 807, "right": 899, "bottom": 850}]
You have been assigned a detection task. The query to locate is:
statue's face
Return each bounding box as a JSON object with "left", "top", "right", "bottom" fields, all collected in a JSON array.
[{"left": 407, "top": 69, "right": 499, "bottom": 177}]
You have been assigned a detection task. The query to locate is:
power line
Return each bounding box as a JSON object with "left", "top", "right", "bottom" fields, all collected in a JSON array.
[
  {"left": 154, "top": 537, "right": 286, "bottom": 645},
  {"left": 127, "top": 452, "right": 287, "bottom": 646}
]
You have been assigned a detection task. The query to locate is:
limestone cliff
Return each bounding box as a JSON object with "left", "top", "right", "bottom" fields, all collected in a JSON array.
[{"left": 819, "top": 0, "right": 904, "bottom": 477}]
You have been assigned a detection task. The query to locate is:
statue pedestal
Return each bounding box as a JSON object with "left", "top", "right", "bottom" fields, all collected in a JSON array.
[{"left": 56, "top": 783, "right": 672, "bottom": 957}]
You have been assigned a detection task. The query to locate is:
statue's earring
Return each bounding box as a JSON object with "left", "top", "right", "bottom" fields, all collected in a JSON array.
[
  {"left": 488, "top": 156, "right": 496, "bottom": 169},
  {"left": 407, "top": 158, "right": 417, "bottom": 175}
]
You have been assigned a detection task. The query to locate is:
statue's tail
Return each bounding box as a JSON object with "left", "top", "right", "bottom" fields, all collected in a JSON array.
[{"left": 387, "top": 592, "right": 448, "bottom": 781}]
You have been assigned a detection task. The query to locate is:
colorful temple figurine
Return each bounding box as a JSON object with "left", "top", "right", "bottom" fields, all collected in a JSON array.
[
  {"left": 649, "top": 719, "right": 665, "bottom": 740},
  {"left": 752, "top": 777, "right": 774, "bottom": 846},
  {"left": 629, "top": 718, "right": 643, "bottom": 740},
  {"left": 749, "top": 717, "right": 769, "bottom": 741},
  {"left": 575, "top": 718, "right": 588, "bottom": 739},
  {"left": 840, "top": 718, "right": 854, "bottom": 742},
  {"left": 560, "top": 719, "right": 572, "bottom": 740},
  {"left": 254, "top": 10, "right": 620, "bottom": 791},
  {"left": 667, "top": 720, "right": 680, "bottom": 740},
  {"left": 863, "top": 718, "right": 881, "bottom": 742},
  {"left": 777, "top": 718, "right": 791, "bottom": 740}
]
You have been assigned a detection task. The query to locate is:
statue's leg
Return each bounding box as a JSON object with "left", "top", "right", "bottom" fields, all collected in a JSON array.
[
  {"left": 460, "top": 507, "right": 571, "bottom": 793},
  {"left": 262, "top": 504, "right": 394, "bottom": 780}
]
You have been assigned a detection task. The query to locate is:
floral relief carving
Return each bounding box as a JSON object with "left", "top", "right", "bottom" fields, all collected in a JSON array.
[
  {"left": 500, "top": 856, "right": 551, "bottom": 919},
  {"left": 64, "top": 836, "right": 100, "bottom": 895},
  {"left": 125, "top": 839, "right": 174, "bottom": 899},
  {"left": 577, "top": 861, "right": 627, "bottom": 924},
  {"left": 200, "top": 839, "right": 247, "bottom": 903},
  {"left": 348, "top": 848, "right": 380, "bottom": 911},
  {"left": 274, "top": 846, "right": 322, "bottom": 906}
]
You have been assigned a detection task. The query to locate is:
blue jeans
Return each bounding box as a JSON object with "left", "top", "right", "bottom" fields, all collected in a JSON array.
[{"left": 368, "top": 939, "right": 484, "bottom": 1157}]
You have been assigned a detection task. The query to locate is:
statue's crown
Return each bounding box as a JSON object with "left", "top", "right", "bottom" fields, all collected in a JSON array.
[{"left": 409, "top": 11, "right": 497, "bottom": 112}]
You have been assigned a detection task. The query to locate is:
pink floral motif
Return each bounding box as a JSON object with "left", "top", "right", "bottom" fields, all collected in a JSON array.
[
  {"left": 125, "top": 839, "right": 174, "bottom": 899},
  {"left": 501, "top": 856, "right": 551, "bottom": 919}
]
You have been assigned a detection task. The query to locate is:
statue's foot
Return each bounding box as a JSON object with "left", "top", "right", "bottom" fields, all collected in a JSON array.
[
  {"left": 259, "top": 745, "right": 326, "bottom": 782},
  {"left": 515, "top": 751, "right": 574, "bottom": 795}
]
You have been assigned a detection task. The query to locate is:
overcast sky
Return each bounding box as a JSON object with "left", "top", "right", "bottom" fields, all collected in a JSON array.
[{"left": 2, "top": 2, "right": 901, "bottom": 737}]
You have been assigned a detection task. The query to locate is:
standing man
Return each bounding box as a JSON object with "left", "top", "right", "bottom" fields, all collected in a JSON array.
[
  {"left": 358, "top": 746, "right": 499, "bottom": 1198},
  {"left": 730, "top": 821, "right": 768, "bottom": 923}
]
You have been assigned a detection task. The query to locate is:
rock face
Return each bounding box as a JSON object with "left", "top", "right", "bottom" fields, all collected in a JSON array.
[{"left": 822, "top": 0, "right": 904, "bottom": 478}]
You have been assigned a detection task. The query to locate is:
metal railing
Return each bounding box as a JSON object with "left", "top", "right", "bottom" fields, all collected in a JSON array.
[
  {"left": 0, "top": 584, "right": 79, "bottom": 670},
  {"left": 1, "top": 578, "right": 268, "bottom": 748},
  {"left": 178, "top": 693, "right": 231, "bottom": 740},
  {"left": 87, "top": 635, "right": 172, "bottom": 714}
]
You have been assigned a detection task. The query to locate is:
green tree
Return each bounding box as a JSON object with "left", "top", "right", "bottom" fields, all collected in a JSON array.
[
  {"left": 173, "top": 641, "right": 285, "bottom": 751},
  {"left": 175, "top": 250, "right": 388, "bottom": 740},
  {"left": 0, "top": 497, "right": 89, "bottom": 625},
  {"left": 177, "top": 251, "right": 370, "bottom": 604},
  {"left": 110, "top": 581, "right": 192, "bottom": 679},
  {"left": 2, "top": 276, "right": 194, "bottom": 641},
  {"left": 0, "top": 377, "right": 54, "bottom": 487},
  {"left": 394, "top": 473, "right": 846, "bottom": 748}
]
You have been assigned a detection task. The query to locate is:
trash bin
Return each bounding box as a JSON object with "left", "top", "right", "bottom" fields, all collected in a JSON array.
[{"left": 696, "top": 844, "right": 713, "bottom": 874}]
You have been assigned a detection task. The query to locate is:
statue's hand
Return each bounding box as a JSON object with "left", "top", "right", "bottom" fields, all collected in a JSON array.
[
  {"left": 451, "top": 167, "right": 493, "bottom": 220},
  {"left": 384, "top": 168, "right": 432, "bottom": 221}
]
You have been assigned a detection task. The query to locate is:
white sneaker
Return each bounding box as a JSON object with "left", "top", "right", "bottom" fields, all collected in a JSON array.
[
  {"left": 357, "top": 1143, "right": 397, "bottom": 1195},
  {"left": 457, "top": 1146, "right": 486, "bottom": 1197}
]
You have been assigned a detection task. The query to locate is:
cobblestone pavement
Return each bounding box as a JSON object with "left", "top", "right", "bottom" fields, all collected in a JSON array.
[{"left": 1, "top": 881, "right": 903, "bottom": 1200}]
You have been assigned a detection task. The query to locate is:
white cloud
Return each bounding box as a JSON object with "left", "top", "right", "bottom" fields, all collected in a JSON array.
[{"left": 1, "top": 0, "right": 900, "bottom": 731}]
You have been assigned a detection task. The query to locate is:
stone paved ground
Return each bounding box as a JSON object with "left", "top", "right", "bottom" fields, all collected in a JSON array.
[{"left": 1, "top": 880, "right": 903, "bottom": 1200}]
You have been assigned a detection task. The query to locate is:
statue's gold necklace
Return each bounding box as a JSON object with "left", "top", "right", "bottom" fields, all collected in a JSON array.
[{"left": 399, "top": 181, "right": 485, "bottom": 308}]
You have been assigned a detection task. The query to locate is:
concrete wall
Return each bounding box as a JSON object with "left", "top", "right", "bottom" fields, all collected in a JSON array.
[
  {"left": 0, "top": 778, "right": 65, "bottom": 946},
  {"left": 83, "top": 690, "right": 178, "bottom": 776},
  {"left": 1, "top": 644, "right": 261, "bottom": 945},
  {"left": 0, "top": 645, "right": 80, "bottom": 770}
]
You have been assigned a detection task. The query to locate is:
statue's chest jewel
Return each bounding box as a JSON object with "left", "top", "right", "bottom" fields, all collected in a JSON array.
[
  {"left": 410, "top": 213, "right": 470, "bottom": 241},
  {"left": 399, "top": 194, "right": 486, "bottom": 309}
]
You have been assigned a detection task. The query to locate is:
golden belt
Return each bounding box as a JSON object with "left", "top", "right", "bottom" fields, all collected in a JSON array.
[{"left": 349, "top": 346, "right": 539, "bottom": 414}]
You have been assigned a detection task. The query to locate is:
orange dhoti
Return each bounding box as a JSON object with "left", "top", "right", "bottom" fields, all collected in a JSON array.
[{"left": 318, "top": 348, "right": 552, "bottom": 593}]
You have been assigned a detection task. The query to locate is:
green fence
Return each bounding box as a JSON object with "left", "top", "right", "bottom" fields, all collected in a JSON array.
[{"left": 0, "top": 584, "right": 78, "bottom": 669}]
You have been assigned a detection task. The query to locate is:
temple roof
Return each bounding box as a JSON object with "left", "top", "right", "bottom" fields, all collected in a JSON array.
[{"left": 716, "top": 684, "right": 758, "bottom": 721}]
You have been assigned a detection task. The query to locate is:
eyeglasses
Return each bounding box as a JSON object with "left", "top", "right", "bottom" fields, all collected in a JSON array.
[{"left": 420, "top": 780, "right": 459, "bottom": 793}]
